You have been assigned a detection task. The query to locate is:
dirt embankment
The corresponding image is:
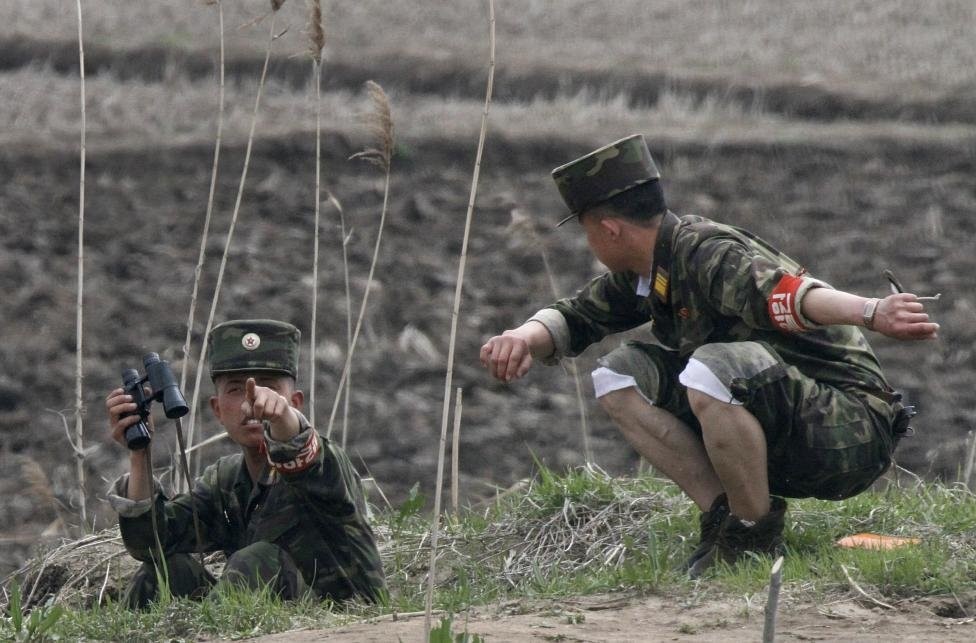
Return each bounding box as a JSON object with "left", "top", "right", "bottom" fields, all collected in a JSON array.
[{"left": 5, "top": 35, "right": 976, "bottom": 126}]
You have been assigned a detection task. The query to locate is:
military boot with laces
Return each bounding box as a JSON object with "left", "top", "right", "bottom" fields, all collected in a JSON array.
[
  {"left": 685, "top": 493, "right": 729, "bottom": 577},
  {"left": 688, "top": 496, "right": 786, "bottom": 578}
]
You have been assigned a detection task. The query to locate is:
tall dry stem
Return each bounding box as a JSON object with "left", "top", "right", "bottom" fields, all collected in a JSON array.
[
  {"left": 325, "top": 81, "right": 394, "bottom": 441},
  {"left": 426, "top": 1, "right": 495, "bottom": 636},
  {"left": 963, "top": 430, "right": 976, "bottom": 489},
  {"left": 307, "top": 0, "right": 326, "bottom": 425},
  {"left": 185, "top": 9, "right": 283, "bottom": 470},
  {"left": 176, "top": 0, "right": 226, "bottom": 493},
  {"left": 451, "top": 388, "right": 463, "bottom": 514},
  {"left": 324, "top": 193, "right": 355, "bottom": 447},
  {"left": 73, "top": 0, "right": 88, "bottom": 529}
]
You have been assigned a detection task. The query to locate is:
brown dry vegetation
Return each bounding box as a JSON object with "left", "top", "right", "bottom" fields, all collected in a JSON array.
[{"left": 1, "top": 0, "right": 974, "bottom": 606}]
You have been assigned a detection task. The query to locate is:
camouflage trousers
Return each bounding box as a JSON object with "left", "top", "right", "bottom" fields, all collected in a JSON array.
[
  {"left": 124, "top": 541, "right": 309, "bottom": 609},
  {"left": 596, "top": 340, "right": 898, "bottom": 500}
]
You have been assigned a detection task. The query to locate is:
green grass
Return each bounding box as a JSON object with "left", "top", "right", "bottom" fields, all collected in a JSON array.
[{"left": 5, "top": 466, "right": 975, "bottom": 640}]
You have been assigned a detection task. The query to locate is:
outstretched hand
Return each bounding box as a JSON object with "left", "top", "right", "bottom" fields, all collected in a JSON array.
[
  {"left": 480, "top": 333, "right": 534, "bottom": 382},
  {"left": 872, "top": 293, "right": 940, "bottom": 340},
  {"left": 241, "top": 377, "right": 300, "bottom": 439}
]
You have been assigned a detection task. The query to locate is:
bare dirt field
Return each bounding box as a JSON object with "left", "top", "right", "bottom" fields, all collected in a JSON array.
[
  {"left": 250, "top": 592, "right": 976, "bottom": 642},
  {"left": 2, "top": 1, "right": 975, "bottom": 639}
]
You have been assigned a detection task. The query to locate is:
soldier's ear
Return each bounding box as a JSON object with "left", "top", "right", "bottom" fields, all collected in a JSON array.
[
  {"left": 599, "top": 217, "right": 621, "bottom": 238},
  {"left": 290, "top": 389, "right": 304, "bottom": 411},
  {"left": 209, "top": 395, "right": 221, "bottom": 420}
]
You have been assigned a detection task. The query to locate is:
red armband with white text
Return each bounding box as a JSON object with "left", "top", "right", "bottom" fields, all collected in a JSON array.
[
  {"left": 267, "top": 430, "right": 320, "bottom": 474},
  {"left": 768, "top": 273, "right": 808, "bottom": 332}
]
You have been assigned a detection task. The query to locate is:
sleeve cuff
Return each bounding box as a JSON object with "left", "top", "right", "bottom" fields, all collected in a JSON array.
[
  {"left": 794, "top": 278, "right": 832, "bottom": 329},
  {"left": 106, "top": 474, "right": 158, "bottom": 518},
  {"left": 264, "top": 411, "right": 321, "bottom": 473},
  {"left": 527, "top": 308, "right": 571, "bottom": 365}
]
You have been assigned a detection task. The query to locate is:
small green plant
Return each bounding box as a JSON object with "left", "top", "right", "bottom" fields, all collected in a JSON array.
[
  {"left": 428, "top": 615, "right": 485, "bottom": 643},
  {"left": 2, "top": 582, "right": 64, "bottom": 642}
]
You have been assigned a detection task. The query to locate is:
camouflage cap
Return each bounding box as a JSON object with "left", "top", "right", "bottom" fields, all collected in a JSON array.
[
  {"left": 551, "top": 134, "right": 660, "bottom": 226},
  {"left": 208, "top": 319, "right": 300, "bottom": 379}
]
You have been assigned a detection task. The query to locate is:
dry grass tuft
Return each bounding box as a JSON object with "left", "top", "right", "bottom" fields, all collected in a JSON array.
[
  {"left": 307, "top": 0, "right": 326, "bottom": 62},
  {"left": 350, "top": 81, "right": 394, "bottom": 171},
  {"left": 3, "top": 529, "right": 133, "bottom": 611},
  {"left": 386, "top": 465, "right": 684, "bottom": 593}
]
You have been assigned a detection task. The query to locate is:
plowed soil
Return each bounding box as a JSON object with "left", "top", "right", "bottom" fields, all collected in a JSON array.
[{"left": 2, "top": 3, "right": 975, "bottom": 638}]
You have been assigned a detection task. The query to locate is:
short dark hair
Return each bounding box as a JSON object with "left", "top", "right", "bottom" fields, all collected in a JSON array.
[{"left": 595, "top": 179, "right": 667, "bottom": 225}]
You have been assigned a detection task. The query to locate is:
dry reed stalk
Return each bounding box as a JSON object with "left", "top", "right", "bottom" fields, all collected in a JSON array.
[
  {"left": 840, "top": 564, "right": 895, "bottom": 610},
  {"left": 763, "top": 555, "right": 784, "bottom": 643},
  {"left": 185, "top": 7, "right": 284, "bottom": 471},
  {"left": 174, "top": 0, "right": 226, "bottom": 494},
  {"left": 963, "top": 430, "right": 976, "bottom": 489},
  {"left": 307, "top": 0, "right": 326, "bottom": 426},
  {"left": 73, "top": 0, "right": 88, "bottom": 529},
  {"left": 325, "top": 81, "right": 395, "bottom": 440},
  {"left": 425, "top": 387, "right": 461, "bottom": 634},
  {"left": 508, "top": 209, "right": 592, "bottom": 462},
  {"left": 426, "top": 2, "right": 495, "bottom": 636},
  {"left": 324, "top": 192, "right": 355, "bottom": 448},
  {"left": 451, "top": 388, "right": 463, "bottom": 514},
  {"left": 184, "top": 430, "right": 228, "bottom": 455}
]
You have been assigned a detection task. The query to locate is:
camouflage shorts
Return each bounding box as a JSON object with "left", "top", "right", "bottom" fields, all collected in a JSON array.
[{"left": 597, "top": 340, "right": 897, "bottom": 500}]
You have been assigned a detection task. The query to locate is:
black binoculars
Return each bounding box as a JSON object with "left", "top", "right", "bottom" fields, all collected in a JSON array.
[{"left": 120, "top": 353, "right": 190, "bottom": 450}]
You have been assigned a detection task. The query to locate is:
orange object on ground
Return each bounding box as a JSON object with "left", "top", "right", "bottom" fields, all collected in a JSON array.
[{"left": 835, "top": 533, "right": 921, "bottom": 550}]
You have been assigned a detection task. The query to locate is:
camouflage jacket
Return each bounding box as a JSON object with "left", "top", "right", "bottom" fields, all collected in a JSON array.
[
  {"left": 109, "top": 426, "right": 386, "bottom": 602},
  {"left": 534, "top": 212, "right": 890, "bottom": 392}
]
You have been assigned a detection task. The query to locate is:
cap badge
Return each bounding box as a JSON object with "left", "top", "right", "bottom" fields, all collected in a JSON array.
[{"left": 242, "top": 333, "right": 261, "bottom": 351}]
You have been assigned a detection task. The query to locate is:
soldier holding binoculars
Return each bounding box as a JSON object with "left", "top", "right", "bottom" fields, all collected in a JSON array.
[{"left": 105, "top": 319, "right": 385, "bottom": 608}]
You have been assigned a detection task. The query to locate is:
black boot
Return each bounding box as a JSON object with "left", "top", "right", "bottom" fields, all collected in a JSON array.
[
  {"left": 685, "top": 494, "right": 729, "bottom": 576},
  {"left": 689, "top": 497, "right": 786, "bottom": 578}
]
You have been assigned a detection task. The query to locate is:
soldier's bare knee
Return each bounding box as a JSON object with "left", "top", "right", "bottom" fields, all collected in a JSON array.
[
  {"left": 687, "top": 388, "right": 722, "bottom": 417},
  {"left": 597, "top": 388, "right": 634, "bottom": 420}
]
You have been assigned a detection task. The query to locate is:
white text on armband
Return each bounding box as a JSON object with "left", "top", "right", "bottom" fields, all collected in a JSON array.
[
  {"left": 268, "top": 431, "right": 320, "bottom": 474},
  {"left": 767, "top": 273, "right": 808, "bottom": 332}
]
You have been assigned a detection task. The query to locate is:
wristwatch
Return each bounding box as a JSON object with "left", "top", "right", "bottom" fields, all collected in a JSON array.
[{"left": 862, "top": 298, "right": 880, "bottom": 330}]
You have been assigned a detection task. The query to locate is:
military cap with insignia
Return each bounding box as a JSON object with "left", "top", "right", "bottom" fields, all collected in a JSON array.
[
  {"left": 208, "top": 319, "right": 300, "bottom": 379},
  {"left": 551, "top": 133, "right": 662, "bottom": 226}
]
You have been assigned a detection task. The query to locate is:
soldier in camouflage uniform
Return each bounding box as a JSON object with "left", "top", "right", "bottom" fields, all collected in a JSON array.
[
  {"left": 480, "top": 134, "right": 938, "bottom": 576},
  {"left": 106, "top": 319, "right": 385, "bottom": 607}
]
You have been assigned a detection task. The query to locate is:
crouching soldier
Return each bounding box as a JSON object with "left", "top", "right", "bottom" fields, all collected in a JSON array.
[
  {"left": 480, "top": 135, "right": 937, "bottom": 576},
  {"left": 106, "top": 319, "right": 386, "bottom": 607}
]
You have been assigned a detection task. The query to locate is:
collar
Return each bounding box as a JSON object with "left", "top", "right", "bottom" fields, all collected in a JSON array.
[
  {"left": 650, "top": 211, "right": 680, "bottom": 304},
  {"left": 635, "top": 270, "right": 653, "bottom": 297}
]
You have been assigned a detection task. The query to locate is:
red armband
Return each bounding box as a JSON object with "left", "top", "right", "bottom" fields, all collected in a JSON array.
[
  {"left": 768, "top": 273, "right": 808, "bottom": 332},
  {"left": 267, "top": 430, "right": 320, "bottom": 474}
]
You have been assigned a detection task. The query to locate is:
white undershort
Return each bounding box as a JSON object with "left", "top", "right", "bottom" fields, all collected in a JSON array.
[
  {"left": 591, "top": 366, "right": 655, "bottom": 405},
  {"left": 591, "top": 358, "right": 744, "bottom": 406},
  {"left": 678, "top": 357, "right": 743, "bottom": 405}
]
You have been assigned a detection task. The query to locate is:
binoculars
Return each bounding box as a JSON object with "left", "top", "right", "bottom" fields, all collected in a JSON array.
[{"left": 120, "top": 353, "right": 190, "bottom": 450}]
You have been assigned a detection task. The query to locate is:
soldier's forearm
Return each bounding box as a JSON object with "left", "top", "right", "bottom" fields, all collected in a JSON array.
[
  {"left": 507, "top": 320, "right": 556, "bottom": 359},
  {"left": 800, "top": 288, "right": 868, "bottom": 328},
  {"left": 127, "top": 449, "right": 153, "bottom": 502}
]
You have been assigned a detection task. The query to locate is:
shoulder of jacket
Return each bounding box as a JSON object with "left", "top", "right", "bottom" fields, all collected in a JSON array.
[
  {"left": 209, "top": 452, "right": 244, "bottom": 489},
  {"left": 673, "top": 214, "right": 741, "bottom": 250}
]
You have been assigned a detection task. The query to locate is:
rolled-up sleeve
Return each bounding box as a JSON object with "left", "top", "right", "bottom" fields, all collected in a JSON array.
[{"left": 106, "top": 474, "right": 158, "bottom": 518}]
